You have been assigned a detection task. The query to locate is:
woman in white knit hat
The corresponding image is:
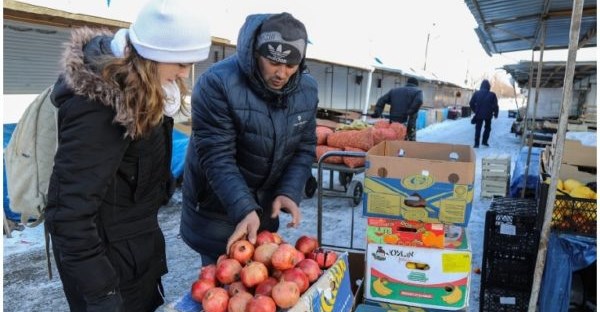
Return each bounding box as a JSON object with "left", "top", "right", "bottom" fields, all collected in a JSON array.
[{"left": 43, "top": 0, "right": 210, "bottom": 311}]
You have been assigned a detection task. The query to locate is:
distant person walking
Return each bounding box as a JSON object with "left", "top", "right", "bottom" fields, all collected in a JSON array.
[
  {"left": 469, "top": 79, "right": 499, "bottom": 148},
  {"left": 372, "top": 77, "right": 423, "bottom": 141}
]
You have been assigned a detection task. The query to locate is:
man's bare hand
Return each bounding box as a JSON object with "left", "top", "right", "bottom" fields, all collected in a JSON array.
[
  {"left": 271, "top": 195, "right": 301, "bottom": 228},
  {"left": 226, "top": 211, "right": 260, "bottom": 254}
]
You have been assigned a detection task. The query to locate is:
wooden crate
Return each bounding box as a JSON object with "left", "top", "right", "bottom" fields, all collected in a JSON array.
[
  {"left": 481, "top": 154, "right": 511, "bottom": 179},
  {"left": 481, "top": 177, "right": 510, "bottom": 199}
]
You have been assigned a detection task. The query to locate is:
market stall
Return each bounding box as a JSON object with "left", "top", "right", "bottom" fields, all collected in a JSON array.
[{"left": 464, "top": 0, "right": 597, "bottom": 310}]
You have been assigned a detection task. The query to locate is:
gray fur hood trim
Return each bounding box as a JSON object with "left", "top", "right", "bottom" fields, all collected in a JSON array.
[{"left": 60, "top": 27, "right": 137, "bottom": 138}]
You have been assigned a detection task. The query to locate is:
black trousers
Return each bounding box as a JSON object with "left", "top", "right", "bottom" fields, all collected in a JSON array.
[
  {"left": 474, "top": 117, "right": 492, "bottom": 145},
  {"left": 52, "top": 241, "right": 165, "bottom": 312}
]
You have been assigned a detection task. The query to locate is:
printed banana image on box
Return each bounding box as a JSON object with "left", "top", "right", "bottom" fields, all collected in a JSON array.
[{"left": 365, "top": 243, "right": 472, "bottom": 310}]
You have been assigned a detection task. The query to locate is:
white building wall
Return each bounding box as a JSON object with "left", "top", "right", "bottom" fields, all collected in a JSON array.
[{"left": 4, "top": 17, "right": 475, "bottom": 123}]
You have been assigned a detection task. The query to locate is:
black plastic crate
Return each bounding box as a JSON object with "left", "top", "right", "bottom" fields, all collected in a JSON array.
[
  {"left": 484, "top": 198, "right": 541, "bottom": 254},
  {"left": 481, "top": 198, "right": 539, "bottom": 293},
  {"left": 537, "top": 175, "right": 597, "bottom": 236},
  {"left": 482, "top": 249, "right": 536, "bottom": 290},
  {"left": 480, "top": 286, "right": 531, "bottom": 312}
]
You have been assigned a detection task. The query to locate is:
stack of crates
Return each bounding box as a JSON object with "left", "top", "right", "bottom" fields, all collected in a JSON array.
[
  {"left": 480, "top": 198, "right": 540, "bottom": 312},
  {"left": 480, "top": 154, "right": 511, "bottom": 198}
]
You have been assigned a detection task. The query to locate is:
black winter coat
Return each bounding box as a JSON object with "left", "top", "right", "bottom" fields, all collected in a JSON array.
[
  {"left": 45, "top": 28, "right": 172, "bottom": 311},
  {"left": 469, "top": 80, "right": 499, "bottom": 120},
  {"left": 373, "top": 82, "right": 423, "bottom": 123},
  {"left": 181, "top": 13, "right": 318, "bottom": 257}
]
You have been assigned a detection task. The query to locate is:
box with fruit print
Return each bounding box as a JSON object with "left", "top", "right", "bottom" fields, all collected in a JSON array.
[
  {"left": 360, "top": 299, "right": 466, "bottom": 312},
  {"left": 288, "top": 251, "right": 354, "bottom": 312},
  {"left": 363, "top": 141, "right": 475, "bottom": 227},
  {"left": 366, "top": 218, "right": 446, "bottom": 248},
  {"left": 366, "top": 218, "right": 469, "bottom": 250},
  {"left": 364, "top": 243, "right": 471, "bottom": 310}
]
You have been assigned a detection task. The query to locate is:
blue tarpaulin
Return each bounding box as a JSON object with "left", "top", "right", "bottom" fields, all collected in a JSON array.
[
  {"left": 171, "top": 128, "right": 189, "bottom": 179},
  {"left": 3, "top": 124, "right": 20, "bottom": 222},
  {"left": 416, "top": 109, "right": 427, "bottom": 130},
  {"left": 538, "top": 233, "right": 597, "bottom": 312},
  {"left": 3, "top": 123, "right": 189, "bottom": 222},
  {"left": 509, "top": 146, "right": 543, "bottom": 197}
]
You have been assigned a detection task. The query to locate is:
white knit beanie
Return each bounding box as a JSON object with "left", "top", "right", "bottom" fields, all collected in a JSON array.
[{"left": 128, "top": 0, "right": 211, "bottom": 63}]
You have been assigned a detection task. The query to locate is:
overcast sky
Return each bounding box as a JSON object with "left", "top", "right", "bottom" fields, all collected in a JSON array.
[{"left": 15, "top": 0, "right": 598, "bottom": 86}]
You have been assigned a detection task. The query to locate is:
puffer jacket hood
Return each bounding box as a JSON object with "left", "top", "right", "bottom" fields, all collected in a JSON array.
[
  {"left": 52, "top": 27, "right": 137, "bottom": 138},
  {"left": 480, "top": 79, "right": 491, "bottom": 91},
  {"left": 235, "top": 13, "right": 306, "bottom": 106}
]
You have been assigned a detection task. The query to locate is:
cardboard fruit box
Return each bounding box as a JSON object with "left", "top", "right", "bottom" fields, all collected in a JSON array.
[
  {"left": 360, "top": 299, "right": 467, "bottom": 312},
  {"left": 167, "top": 251, "right": 356, "bottom": 312},
  {"left": 550, "top": 135, "right": 597, "bottom": 168},
  {"left": 366, "top": 218, "right": 445, "bottom": 248},
  {"left": 363, "top": 141, "right": 475, "bottom": 226},
  {"left": 364, "top": 243, "right": 471, "bottom": 310},
  {"left": 288, "top": 251, "right": 355, "bottom": 312},
  {"left": 366, "top": 218, "right": 469, "bottom": 250}
]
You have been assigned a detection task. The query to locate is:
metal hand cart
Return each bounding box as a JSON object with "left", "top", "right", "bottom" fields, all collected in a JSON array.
[
  {"left": 312, "top": 151, "right": 367, "bottom": 310},
  {"left": 304, "top": 151, "right": 366, "bottom": 207},
  {"left": 307, "top": 150, "right": 367, "bottom": 252}
]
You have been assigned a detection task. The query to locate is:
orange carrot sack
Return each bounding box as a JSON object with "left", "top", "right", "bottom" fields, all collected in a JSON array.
[
  {"left": 315, "top": 145, "right": 343, "bottom": 164},
  {"left": 316, "top": 126, "right": 334, "bottom": 145},
  {"left": 389, "top": 122, "right": 407, "bottom": 140},
  {"left": 343, "top": 147, "right": 366, "bottom": 168},
  {"left": 372, "top": 128, "right": 398, "bottom": 145},
  {"left": 373, "top": 119, "right": 390, "bottom": 129},
  {"left": 326, "top": 128, "right": 373, "bottom": 151}
]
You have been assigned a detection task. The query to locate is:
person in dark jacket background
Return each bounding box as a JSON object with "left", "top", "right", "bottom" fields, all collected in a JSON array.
[
  {"left": 371, "top": 77, "right": 423, "bottom": 141},
  {"left": 44, "top": 0, "right": 211, "bottom": 311},
  {"left": 469, "top": 79, "right": 499, "bottom": 147},
  {"left": 180, "top": 12, "right": 318, "bottom": 265}
]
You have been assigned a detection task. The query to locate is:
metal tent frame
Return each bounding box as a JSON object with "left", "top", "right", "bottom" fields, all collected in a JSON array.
[{"left": 463, "top": 0, "right": 596, "bottom": 310}]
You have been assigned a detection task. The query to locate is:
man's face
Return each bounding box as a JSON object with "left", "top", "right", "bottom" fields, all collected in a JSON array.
[{"left": 257, "top": 56, "right": 300, "bottom": 90}]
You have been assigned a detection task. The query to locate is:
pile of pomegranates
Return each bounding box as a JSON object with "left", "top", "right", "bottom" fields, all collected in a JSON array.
[{"left": 190, "top": 231, "right": 339, "bottom": 312}]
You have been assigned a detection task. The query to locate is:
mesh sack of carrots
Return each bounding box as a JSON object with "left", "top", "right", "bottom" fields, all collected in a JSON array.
[
  {"left": 373, "top": 119, "right": 391, "bottom": 129},
  {"left": 316, "top": 145, "right": 343, "bottom": 164},
  {"left": 343, "top": 147, "right": 367, "bottom": 168},
  {"left": 372, "top": 127, "right": 398, "bottom": 145},
  {"left": 316, "top": 126, "right": 334, "bottom": 145},
  {"left": 389, "top": 122, "right": 407, "bottom": 140},
  {"left": 326, "top": 127, "right": 373, "bottom": 151}
]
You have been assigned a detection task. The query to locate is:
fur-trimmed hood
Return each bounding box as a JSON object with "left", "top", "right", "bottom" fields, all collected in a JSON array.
[{"left": 52, "top": 27, "right": 137, "bottom": 138}]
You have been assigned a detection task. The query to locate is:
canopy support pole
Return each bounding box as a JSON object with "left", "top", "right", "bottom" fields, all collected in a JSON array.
[{"left": 528, "top": 0, "right": 584, "bottom": 310}]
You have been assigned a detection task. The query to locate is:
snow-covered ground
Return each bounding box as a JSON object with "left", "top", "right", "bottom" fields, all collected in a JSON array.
[{"left": 3, "top": 98, "right": 528, "bottom": 311}]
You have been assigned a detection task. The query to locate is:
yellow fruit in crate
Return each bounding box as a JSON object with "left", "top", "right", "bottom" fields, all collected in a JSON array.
[
  {"left": 557, "top": 179, "right": 564, "bottom": 191},
  {"left": 563, "top": 179, "right": 584, "bottom": 193},
  {"left": 570, "top": 185, "right": 596, "bottom": 199},
  {"left": 544, "top": 177, "right": 565, "bottom": 193}
]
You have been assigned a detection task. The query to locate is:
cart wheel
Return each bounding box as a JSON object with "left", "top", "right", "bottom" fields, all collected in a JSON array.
[
  {"left": 304, "top": 175, "right": 317, "bottom": 198},
  {"left": 338, "top": 172, "right": 354, "bottom": 188},
  {"left": 346, "top": 180, "right": 363, "bottom": 206}
]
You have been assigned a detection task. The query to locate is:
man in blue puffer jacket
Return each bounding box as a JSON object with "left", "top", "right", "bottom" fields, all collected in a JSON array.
[
  {"left": 469, "top": 79, "right": 499, "bottom": 148},
  {"left": 180, "top": 12, "right": 318, "bottom": 265}
]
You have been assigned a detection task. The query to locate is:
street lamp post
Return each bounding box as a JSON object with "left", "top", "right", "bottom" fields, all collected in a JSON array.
[{"left": 423, "top": 23, "right": 436, "bottom": 71}]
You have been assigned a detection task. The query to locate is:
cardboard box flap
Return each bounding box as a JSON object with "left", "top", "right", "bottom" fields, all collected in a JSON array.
[{"left": 366, "top": 141, "right": 475, "bottom": 185}]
